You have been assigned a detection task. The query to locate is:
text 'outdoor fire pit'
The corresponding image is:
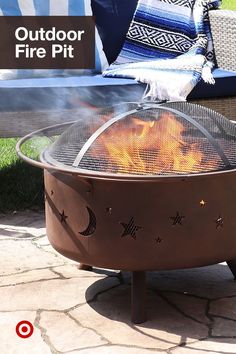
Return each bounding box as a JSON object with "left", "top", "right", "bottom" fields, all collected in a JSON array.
[{"left": 17, "top": 101, "right": 236, "bottom": 323}]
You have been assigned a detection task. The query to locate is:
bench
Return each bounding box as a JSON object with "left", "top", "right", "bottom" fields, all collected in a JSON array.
[{"left": 0, "top": 3, "right": 236, "bottom": 137}]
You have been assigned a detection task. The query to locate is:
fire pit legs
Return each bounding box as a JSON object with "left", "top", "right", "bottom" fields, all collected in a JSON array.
[
  {"left": 131, "top": 271, "right": 147, "bottom": 324},
  {"left": 227, "top": 260, "right": 236, "bottom": 279},
  {"left": 78, "top": 264, "right": 93, "bottom": 271}
]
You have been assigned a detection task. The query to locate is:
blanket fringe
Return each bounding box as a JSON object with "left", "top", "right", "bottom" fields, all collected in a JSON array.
[
  {"left": 202, "top": 61, "right": 215, "bottom": 84},
  {"left": 138, "top": 74, "right": 188, "bottom": 102}
]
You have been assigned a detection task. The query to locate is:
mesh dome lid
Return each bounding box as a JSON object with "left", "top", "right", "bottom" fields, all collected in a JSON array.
[{"left": 41, "top": 102, "right": 236, "bottom": 177}]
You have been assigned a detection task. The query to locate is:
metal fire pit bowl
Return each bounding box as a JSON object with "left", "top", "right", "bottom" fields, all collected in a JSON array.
[{"left": 16, "top": 102, "right": 236, "bottom": 323}]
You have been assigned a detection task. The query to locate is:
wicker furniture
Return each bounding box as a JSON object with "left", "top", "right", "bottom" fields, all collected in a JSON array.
[
  {"left": 0, "top": 9, "right": 236, "bottom": 138},
  {"left": 210, "top": 10, "right": 236, "bottom": 72},
  {"left": 191, "top": 96, "right": 236, "bottom": 122},
  {"left": 191, "top": 9, "right": 236, "bottom": 121}
]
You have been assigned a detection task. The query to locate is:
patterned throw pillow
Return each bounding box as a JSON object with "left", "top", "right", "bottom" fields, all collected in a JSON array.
[{"left": 0, "top": 0, "right": 108, "bottom": 79}]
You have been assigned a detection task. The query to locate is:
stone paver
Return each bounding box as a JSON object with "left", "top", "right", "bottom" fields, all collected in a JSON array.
[
  {"left": 151, "top": 265, "right": 236, "bottom": 298},
  {"left": 0, "top": 239, "right": 64, "bottom": 275},
  {"left": 1, "top": 210, "right": 236, "bottom": 354},
  {"left": 33, "top": 235, "right": 50, "bottom": 246},
  {"left": 186, "top": 339, "right": 236, "bottom": 353},
  {"left": 70, "top": 285, "right": 208, "bottom": 350},
  {"left": 211, "top": 317, "right": 236, "bottom": 337},
  {"left": 0, "top": 211, "right": 45, "bottom": 228},
  {"left": 0, "top": 276, "right": 119, "bottom": 311},
  {"left": 40, "top": 311, "right": 107, "bottom": 352},
  {"left": 161, "top": 292, "right": 210, "bottom": 324},
  {"left": 52, "top": 264, "right": 119, "bottom": 279},
  {"left": 0, "top": 211, "right": 45, "bottom": 239},
  {"left": 68, "top": 346, "right": 164, "bottom": 354},
  {"left": 0, "top": 268, "right": 58, "bottom": 287},
  {"left": 210, "top": 297, "right": 236, "bottom": 320},
  {"left": 172, "top": 347, "right": 222, "bottom": 354}
]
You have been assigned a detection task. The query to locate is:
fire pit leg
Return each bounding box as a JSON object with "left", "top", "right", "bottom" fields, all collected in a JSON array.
[
  {"left": 227, "top": 259, "right": 236, "bottom": 279},
  {"left": 131, "top": 271, "right": 147, "bottom": 324},
  {"left": 78, "top": 264, "right": 93, "bottom": 271}
]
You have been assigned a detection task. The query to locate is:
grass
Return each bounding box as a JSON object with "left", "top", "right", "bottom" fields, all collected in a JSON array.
[
  {"left": 221, "top": 0, "right": 236, "bottom": 10},
  {"left": 0, "top": 138, "right": 44, "bottom": 213}
]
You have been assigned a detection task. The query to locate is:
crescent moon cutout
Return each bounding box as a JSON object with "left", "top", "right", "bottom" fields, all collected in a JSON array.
[{"left": 79, "top": 207, "right": 97, "bottom": 236}]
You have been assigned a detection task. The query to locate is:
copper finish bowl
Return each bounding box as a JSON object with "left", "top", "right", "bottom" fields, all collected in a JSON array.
[
  {"left": 44, "top": 168, "right": 236, "bottom": 271},
  {"left": 16, "top": 102, "right": 236, "bottom": 323}
]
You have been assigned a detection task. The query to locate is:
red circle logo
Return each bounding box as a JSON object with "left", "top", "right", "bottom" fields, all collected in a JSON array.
[{"left": 16, "top": 321, "right": 34, "bottom": 339}]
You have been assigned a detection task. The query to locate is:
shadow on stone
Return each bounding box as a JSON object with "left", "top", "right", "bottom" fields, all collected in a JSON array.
[{"left": 84, "top": 263, "right": 236, "bottom": 347}]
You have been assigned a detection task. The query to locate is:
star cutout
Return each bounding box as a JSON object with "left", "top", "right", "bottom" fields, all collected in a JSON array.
[
  {"left": 106, "top": 207, "right": 112, "bottom": 215},
  {"left": 155, "top": 237, "right": 163, "bottom": 244},
  {"left": 215, "top": 215, "right": 223, "bottom": 229},
  {"left": 200, "top": 200, "right": 206, "bottom": 207},
  {"left": 59, "top": 210, "right": 68, "bottom": 224},
  {"left": 170, "top": 212, "right": 185, "bottom": 226},
  {"left": 120, "top": 217, "right": 142, "bottom": 240}
]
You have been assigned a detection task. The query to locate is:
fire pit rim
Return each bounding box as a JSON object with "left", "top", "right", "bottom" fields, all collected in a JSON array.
[
  {"left": 16, "top": 104, "right": 236, "bottom": 182},
  {"left": 16, "top": 127, "right": 236, "bottom": 183}
]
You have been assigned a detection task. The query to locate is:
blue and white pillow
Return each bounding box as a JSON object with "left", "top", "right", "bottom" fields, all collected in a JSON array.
[{"left": 0, "top": 0, "right": 108, "bottom": 79}]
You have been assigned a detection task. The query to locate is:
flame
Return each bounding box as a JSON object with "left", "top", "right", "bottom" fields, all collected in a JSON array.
[{"left": 92, "top": 111, "right": 209, "bottom": 174}]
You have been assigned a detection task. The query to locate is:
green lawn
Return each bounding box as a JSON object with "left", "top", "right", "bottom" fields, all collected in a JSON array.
[
  {"left": 0, "top": 138, "right": 44, "bottom": 213},
  {"left": 222, "top": 0, "right": 236, "bottom": 10}
]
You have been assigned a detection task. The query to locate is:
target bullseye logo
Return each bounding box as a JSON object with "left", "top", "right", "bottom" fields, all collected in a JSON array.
[{"left": 16, "top": 321, "right": 34, "bottom": 339}]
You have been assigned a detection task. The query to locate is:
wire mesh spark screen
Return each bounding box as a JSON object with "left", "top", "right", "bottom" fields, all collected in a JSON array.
[{"left": 42, "top": 102, "right": 236, "bottom": 176}]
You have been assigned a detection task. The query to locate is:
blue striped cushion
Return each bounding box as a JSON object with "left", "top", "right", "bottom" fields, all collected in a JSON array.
[{"left": 0, "top": 0, "right": 108, "bottom": 79}]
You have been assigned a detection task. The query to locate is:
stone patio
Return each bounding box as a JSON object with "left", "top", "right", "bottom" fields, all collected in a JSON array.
[{"left": 1, "top": 210, "right": 236, "bottom": 354}]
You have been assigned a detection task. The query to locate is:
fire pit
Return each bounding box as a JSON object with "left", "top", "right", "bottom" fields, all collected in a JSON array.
[{"left": 17, "top": 101, "right": 236, "bottom": 323}]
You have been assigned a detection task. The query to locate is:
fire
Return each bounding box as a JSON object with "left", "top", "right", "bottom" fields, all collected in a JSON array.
[{"left": 92, "top": 111, "right": 207, "bottom": 174}]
